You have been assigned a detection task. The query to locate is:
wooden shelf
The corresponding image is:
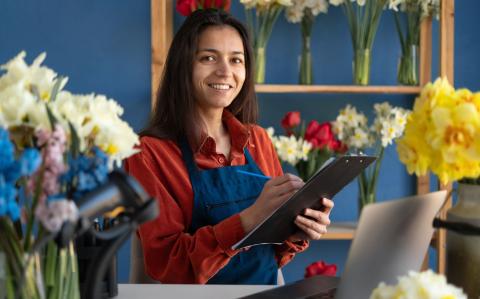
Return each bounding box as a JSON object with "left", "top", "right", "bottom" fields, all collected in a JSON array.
[
  {"left": 254, "top": 84, "right": 422, "bottom": 94},
  {"left": 322, "top": 222, "right": 356, "bottom": 240}
]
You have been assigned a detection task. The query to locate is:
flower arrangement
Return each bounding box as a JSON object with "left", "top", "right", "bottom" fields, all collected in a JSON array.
[
  {"left": 304, "top": 260, "right": 337, "bottom": 278},
  {"left": 389, "top": 0, "right": 440, "bottom": 85},
  {"left": 396, "top": 78, "right": 480, "bottom": 184},
  {"left": 240, "top": 0, "right": 293, "bottom": 83},
  {"left": 328, "top": 0, "right": 389, "bottom": 85},
  {"left": 333, "top": 102, "right": 410, "bottom": 212},
  {"left": 176, "top": 0, "right": 231, "bottom": 16},
  {"left": 267, "top": 111, "right": 346, "bottom": 181},
  {"left": 369, "top": 270, "right": 467, "bottom": 299},
  {"left": 0, "top": 52, "right": 139, "bottom": 299},
  {"left": 285, "top": 0, "right": 329, "bottom": 85}
]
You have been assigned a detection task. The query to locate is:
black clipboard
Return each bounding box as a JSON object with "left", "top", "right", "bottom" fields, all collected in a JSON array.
[{"left": 232, "top": 155, "right": 376, "bottom": 250}]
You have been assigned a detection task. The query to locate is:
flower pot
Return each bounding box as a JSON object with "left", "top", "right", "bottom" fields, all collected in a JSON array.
[
  {"left": 397, "top": 44, "right": 419, "bottom": 86},
  {"left": 446, "top": 183, "right": 480, "bottom": 299},
  {"left": 353, "top": 49, "right": 371, "bottom": 85}
]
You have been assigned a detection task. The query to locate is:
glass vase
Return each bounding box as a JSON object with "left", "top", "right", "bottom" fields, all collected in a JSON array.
[
  {"left": 353, "top": 49, "right": 371, "bottom": 85},
  {"left": 2, "top": 242, "right": 80, "bottom": 299},
  {"left": 254, "top": 46, "right": 266, "bottom": 84},
  {"left": 397, "top": 44, "right": 419, "bottom": 86},
  {"left": 299, "top": 35, "right": 313, "bottom": 85},
  {"left": 446, "top": 183, "right": 480, "bottom": 299},
  {"left": 358, "top": 177, "right": 376, "bottom": 215}
]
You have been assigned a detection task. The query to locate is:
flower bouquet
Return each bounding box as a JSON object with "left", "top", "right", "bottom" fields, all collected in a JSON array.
[
  {"left": 333, "top": 102, "right": 410, "bottom": 213},
  {"left": 0, "top": 52, "right": 139, "bottom": 299},
  {"left": 328, "top": 0, "right": 389, "bottom": 85},
  {"left": 241, "top": 0, "right": 293, "bottom": 83},
  {"left": 285, "top": 0, "right": 329, "bottom": 85},
  {"left": 267, "top": 111, "right": 346, "bottom": 181},
  {"left": 396, "top": 77, "right": 480, "bottom": 298},
  {"left": 176, "top": 0, "right": 231, "bottom": 16},
  {"left": 370, "top": 270, "right": 467, "bottom": 299},
  {"left": 389, "top": 0, "right": 439, "bottom": 85}
]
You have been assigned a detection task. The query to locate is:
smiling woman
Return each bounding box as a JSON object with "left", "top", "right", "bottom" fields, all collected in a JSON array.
[{"left": 124, "top": 8, "right": 334, "bottom": 285}]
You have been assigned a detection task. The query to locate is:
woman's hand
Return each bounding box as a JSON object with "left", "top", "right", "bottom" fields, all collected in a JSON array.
[
  {"left": 240, "top": 174, "right": 304, "bottom": 234},
  {"left": 288, "top": 198, "right": 334, "bottom": 242}
]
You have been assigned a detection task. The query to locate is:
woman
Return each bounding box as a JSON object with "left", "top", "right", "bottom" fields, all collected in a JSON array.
[{"left": 125, "top": 9, "right": 334, "bottom": 285}]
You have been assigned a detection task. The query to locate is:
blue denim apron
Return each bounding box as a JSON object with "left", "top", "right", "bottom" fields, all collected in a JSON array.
[{"left": 180, "top": 139, "right": 278, "bottom": 284}]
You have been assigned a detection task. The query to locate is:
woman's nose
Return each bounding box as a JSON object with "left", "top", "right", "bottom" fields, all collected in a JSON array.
[{"left": 215, "top": 59, "right": 231, "bottom": 77}]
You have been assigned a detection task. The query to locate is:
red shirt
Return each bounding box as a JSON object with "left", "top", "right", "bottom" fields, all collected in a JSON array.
[{"left": 124, "top": 111, "right": 308, "bottom": 283}]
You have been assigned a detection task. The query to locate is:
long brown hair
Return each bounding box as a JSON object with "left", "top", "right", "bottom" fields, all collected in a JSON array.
[{"left": 141, "top": 9, "right": 257, "bottom": 142}]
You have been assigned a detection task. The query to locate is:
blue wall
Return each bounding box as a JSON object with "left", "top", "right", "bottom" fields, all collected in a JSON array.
[{"left": 1, "top": 0, "right": 479, "bottom": 284}]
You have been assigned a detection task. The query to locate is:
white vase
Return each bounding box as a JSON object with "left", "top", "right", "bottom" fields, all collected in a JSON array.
[{"left": 446, "top": 183, "right": 480, "bottom": 298}]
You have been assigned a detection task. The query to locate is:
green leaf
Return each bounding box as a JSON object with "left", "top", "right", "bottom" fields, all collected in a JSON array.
[
  {"left": 49, "top": 76, "right": 64, "bottom": 102},
  {"left": 45, "top": 104, "right": 58, "bottom": 132},
  {"left": 68, "top": 121, "right": 80, "bottom": 158}
]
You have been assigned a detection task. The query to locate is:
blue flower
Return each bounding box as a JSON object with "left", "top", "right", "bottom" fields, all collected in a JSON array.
[
  {"left": 19, "top": 148, "right": 42, "bottom": 176},
  {"left": 0, "top": 128, "right": 15, "bottom": 172},
  {"left": 0, "top": 181, "right": 19, "bottom": 221},
  {"left": 62, "top": 147, "right": 109, "bottom": 200}
]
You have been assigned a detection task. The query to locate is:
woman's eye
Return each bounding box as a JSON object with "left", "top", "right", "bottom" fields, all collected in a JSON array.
[
  {"left": 232, "top": 57, "right": 244, "bottom": 64},
  {"left": 200, "top": 56, "right": 215, "bottom": 62}
]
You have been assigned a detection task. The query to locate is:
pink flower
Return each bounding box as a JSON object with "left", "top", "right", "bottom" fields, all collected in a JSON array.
[
  {"left": 305, "top": 261, "right": 337, "bottom": 278},
  {"left": 35, "top": 199, "right": 79, "bottom": 233}
]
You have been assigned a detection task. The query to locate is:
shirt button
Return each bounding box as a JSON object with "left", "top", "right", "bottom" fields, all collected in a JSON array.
[{"left": 219, "top": 157, "right": 225, "bottom": 163}]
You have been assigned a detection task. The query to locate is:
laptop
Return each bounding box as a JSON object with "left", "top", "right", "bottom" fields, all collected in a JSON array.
[{"left": 239, "top": 190, "right": 447, "bottom": 299}]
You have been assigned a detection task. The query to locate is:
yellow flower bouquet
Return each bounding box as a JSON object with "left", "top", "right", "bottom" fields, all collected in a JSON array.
[{"left": 397, "top": 77, "right": 480, "bottom": 184}]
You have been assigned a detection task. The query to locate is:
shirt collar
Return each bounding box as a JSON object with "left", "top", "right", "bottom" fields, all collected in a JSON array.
[{"left": 195, "top": 110, "right": 250, "bottom": 155}]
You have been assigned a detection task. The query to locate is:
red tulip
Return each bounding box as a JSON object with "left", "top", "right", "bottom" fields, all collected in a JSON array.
[
  {"left": 281, "top": 111, "right": 301, "bottom": 134},
  {"left": 305, "top": 121, "right": 334, "bottom": 149},
  {"left": 176, "top": 0, "right": 197, "bottom": 16},
  {"left": 304, "top": 261, "right": 337, "bottom": 278},
  {"left": 176, "top": 0, "right": 231, "bottom": 16}
]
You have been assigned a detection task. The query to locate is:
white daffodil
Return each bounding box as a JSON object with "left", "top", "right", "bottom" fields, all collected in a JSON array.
[
  {"left": 328, "top": 0, "right": 344, "bottom": 6},
  {"left": 0, "top": 83, "right": 37, "bottom": 127},
  {"left": 348, "top": 127, "right": 370, "bottom": 149},
  {"left": 285, "top": 4, "right": 305, "bottom": 23},
  {"left": 370, "top": 270, "right": 467, "bottom": 299},
  {"left": 309, "top": 0, "right": 329, "bottom": 15}
]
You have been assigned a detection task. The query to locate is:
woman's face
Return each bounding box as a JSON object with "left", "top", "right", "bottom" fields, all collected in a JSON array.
[{"left": 192, "top": 25, "right": 246, "bottom": 114}]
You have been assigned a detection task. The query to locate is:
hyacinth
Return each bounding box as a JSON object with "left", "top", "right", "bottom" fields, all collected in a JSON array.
[
  {"left": 285, "top": 0, "right": 329, "bottom": 23},
  {"left": 267, "top": 127, "right": 312, "bottom": 165},
  {"left": 370, "top": 270, "right": 467, "bottom": 299},
  {"left": 28, "top": 124, "right": 68, "bottom": 204},
  {"left": 0, "top": 128, "right": 41, "bottom": 221},
  {"left": 397, "top": 77, "right": 480, "bottom": 184},
  {"left": 35, "top": 199, "right": 79, "bottom": 233}
]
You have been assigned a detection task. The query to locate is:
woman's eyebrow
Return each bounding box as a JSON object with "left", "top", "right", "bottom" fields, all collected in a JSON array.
[{"left": 197, "top": 48, "right": 245, "bottom": 56}]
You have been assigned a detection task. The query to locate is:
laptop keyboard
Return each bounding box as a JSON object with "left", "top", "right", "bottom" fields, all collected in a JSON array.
[{"left": 305, "top": 288, "right": 337, "bottom": 299}]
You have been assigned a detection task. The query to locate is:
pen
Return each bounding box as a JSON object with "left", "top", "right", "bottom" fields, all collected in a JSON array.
[{"left": 236, "top": 170, "right": 271, "bottom": 180}]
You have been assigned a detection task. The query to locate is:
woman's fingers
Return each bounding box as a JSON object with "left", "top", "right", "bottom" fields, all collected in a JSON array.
[
  {"left": 321, "top": 198, "right": 334, "bottom": 215},
  {"left": 303, "top": 208, "right": 331, "bottom": 225},
  {"left": 266, "top": 174, "right": 304, "bottom": 197},
  {"left": 294, "top": 215, "right": 328, "bottom": 240}
]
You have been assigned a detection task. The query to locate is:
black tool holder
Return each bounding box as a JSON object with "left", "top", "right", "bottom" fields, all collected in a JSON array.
[
  {"left": 76, "top": 228, "right": 118, "bottom": 298},
  {"left": 433, "top": 218, "right": 480, "bottom": 236}
]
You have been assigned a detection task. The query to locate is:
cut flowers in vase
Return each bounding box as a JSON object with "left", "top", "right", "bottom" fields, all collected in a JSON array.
[
  {"left": 304, "top": 260, "right": 337, "bottom": 278},
  {"left": 389, "top": 0, "right": 439, "bottom": 85},
  {"left": 0, "top": 51, "right": 139, "bottom": 299},
  {"left": 267, "top": 111, "right": 347, "bottom": 181},
  {"left": 241, "top": 0, "right": 293, "bottom": 83},
  {"left": 328, "top": 0, "right": 391, "bottom": 85},
  {"left": 333, "top": 102, "right": 410, "bottom": 212},
  {"left": 285, "top": 0, "right": 329, "bottom": 85}
]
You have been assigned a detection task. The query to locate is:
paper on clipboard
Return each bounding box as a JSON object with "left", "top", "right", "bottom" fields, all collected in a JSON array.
[{"left": 232, "top": 155, "right": 376, "bottom": 250}]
